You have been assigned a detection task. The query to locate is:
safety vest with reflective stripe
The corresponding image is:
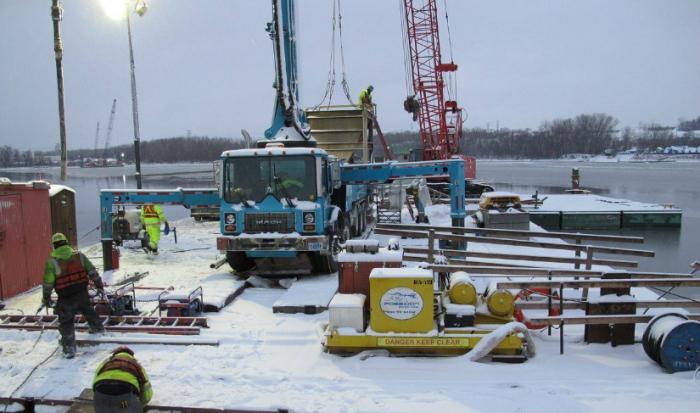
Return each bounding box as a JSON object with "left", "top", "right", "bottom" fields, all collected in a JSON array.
[
  {"left": 94, "top": 352, "right": 153, "bottom": 404},
  {"left": 52, "top": 254, "right": 89, "bottom": 297},
  {"left": 358, "top": 89, "right": 372, "bottom": 109},
  {"left": 141, "top": 204, "right": 165, "bottom": 225}
]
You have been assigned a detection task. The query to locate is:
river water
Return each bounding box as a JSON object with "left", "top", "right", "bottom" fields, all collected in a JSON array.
[
  {"left": 3, "top": 160, "right": 698, "bottom": 299},
  {"left": 477, "top": 159, "right": 700, "bottom": 302},
  {"left": 0, "top": 164, "right": 215, "bottom": 247}
]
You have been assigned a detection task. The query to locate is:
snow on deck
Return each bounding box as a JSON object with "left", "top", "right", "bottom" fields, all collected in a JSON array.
[
  {"left": 1, "top": 212, "right": 698, "bottom": 412},
  {"left": 525, "top": 193, "right": 681, "bottom": 212},
  {"left": 271, "top": 273, "right": 338, "bottom": 312}
]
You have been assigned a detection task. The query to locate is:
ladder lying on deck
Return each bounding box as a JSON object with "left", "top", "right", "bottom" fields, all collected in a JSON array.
[{"left": 0, "top": 314, "right": 208, "bottom": 335}]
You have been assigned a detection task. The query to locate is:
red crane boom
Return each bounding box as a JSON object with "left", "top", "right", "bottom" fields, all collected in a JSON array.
[{"left": 402, "top": 0, "right": 475, "bottom": 179}]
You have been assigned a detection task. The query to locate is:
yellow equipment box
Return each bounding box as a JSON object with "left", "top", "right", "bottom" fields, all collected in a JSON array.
[{"left": 369, "top": 268, "right": 434, "bottom": 333}]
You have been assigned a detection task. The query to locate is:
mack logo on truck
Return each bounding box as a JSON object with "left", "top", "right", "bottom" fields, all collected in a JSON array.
[{"left": 255, "top": 218, "right": 283, "bottom": 226}]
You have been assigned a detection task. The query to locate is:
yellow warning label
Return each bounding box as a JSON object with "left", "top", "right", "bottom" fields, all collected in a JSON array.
[{"left": 377, "top": 337, "right": 470, "bottom": 347}]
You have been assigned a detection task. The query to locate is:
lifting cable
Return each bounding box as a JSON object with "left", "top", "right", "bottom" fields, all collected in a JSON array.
[
  {"left": 314, "top": 0, "right": 354, "bottom": 109},
  {"left": 336, "top": 0, "right": 353, "bottom": 104},
  {"left": 442, "top": 0, "right": 456, "bottom": 102},
  {"left": 399, "top": 0, "right": 414, "bottom": 98}
]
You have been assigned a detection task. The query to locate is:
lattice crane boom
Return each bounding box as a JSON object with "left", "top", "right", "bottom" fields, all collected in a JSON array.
[{"left": 402, "top": 0, "right": 472, "bottom": 178}]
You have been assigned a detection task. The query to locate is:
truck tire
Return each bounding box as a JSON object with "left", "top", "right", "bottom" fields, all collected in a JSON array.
[
  {"left": 310, "top": 252, "right": 338, "bottom": 274},
  {"left": 226, "top": 251, "right": 255, "bottom": 273}
]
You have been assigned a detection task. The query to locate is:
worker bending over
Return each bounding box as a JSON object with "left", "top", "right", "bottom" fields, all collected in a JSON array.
[
  {"left": 43, "top": 232, "right": 105, "bottom": 358},
  {"left": 93, "top": 346, "right": 153, "bottom": 412},
  {"left": 358, "top": 85, "right": 375, "bottom": 140},
  {"left": 140, "top": 204, "right": 169, "bottom": 254}
]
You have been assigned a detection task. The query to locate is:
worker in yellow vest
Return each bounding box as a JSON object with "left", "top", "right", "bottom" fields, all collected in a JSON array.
[
  {"left": 358, "top": 85, "right": 374, "bottom": 110},
  {"left": 43, "top": 233, "right": 105, "bottom": 358},
  {"left": 140, "top": 204, "right": 169, "bottom": 254},
  {"left": 93, "top": 346, "right": 153, "bottom": 412},
  {"left": 358, "top": 85, "right": 374, "bottom": 140}
]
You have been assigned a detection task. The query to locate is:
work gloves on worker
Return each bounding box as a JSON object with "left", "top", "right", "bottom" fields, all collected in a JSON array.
[
  {"left": 164, "top": 221, "right": 170, "bottom": 235},
  {"left": 93, "top": 277, "right": 105, "bottom": 295}
]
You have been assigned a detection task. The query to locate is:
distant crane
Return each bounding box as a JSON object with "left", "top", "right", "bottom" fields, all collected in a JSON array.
[
  {"left": 93, "top": 121, "right": 100, "bottom": 155},
  {"left": 102, "top": 99, "right": 117, "bottom": 162}
]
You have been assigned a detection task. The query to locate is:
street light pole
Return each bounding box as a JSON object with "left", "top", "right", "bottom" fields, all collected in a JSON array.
[
  {"left": 126, "top": 5, "right": 143, "bottom": 189},
  {"left": 51, "top": 0, "right": 68, "bottom": 181}
]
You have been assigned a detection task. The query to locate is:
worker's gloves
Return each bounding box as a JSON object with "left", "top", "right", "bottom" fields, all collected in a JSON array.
[
  {"left": 93, "top": 277, "right": 105, "bottom": 292},
  {"left": 163, "top": 222, "right": 170, "bottom": 235}
]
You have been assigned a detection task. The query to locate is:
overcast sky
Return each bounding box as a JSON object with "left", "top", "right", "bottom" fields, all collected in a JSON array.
[{"left": 1, "top": 0, "right": 699, "bottom": 151}]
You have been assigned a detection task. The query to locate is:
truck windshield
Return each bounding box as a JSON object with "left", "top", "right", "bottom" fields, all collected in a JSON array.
[{"left": 224, "top": 156, "right": 316, "bottom": 204}]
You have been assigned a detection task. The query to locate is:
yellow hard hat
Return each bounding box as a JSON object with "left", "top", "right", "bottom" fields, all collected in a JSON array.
[{"left": 52, "top": 233, "right": 68, "bottom": 244}]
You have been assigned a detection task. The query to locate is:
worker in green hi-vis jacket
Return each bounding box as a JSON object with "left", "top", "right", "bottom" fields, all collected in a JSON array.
[
  {"left": 43, "top": 232, "right": 105, "bottom": 358},
  {"left": 140, "top": 204, "right": 169, "bottom": 254},
  {"left": 358, "top": 85, "right": 374, "bottom": 141}
]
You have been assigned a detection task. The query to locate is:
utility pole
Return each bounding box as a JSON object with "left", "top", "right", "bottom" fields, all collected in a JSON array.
[
  {"left": 51, "top": 0, "right": 68, "bottom": 180},
  {"left": 127, "top": 8, "right": 143, "bottom": 188}
]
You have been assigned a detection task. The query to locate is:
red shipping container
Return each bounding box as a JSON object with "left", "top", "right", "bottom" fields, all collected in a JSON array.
[
  {"left": 0, "top": 180, "right": 52, "bottom": 300},
  {"left": 337, "top": 249, "right": 403, "bottom": 299}
]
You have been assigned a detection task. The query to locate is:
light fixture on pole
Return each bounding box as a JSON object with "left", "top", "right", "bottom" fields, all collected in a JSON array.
[
  {"left": 51, "top": 0, "right": 68, "bottom": 181},
  {"left": 125, "top": 0, "right": 148, "bottom": 189}
]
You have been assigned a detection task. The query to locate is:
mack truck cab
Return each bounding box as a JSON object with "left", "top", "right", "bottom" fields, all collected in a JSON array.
[{"left": 216, "top": 142, "right": 369, "bottom": 274}]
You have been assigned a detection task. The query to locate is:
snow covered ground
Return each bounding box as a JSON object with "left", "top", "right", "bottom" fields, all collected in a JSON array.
[
  {"left": 524, "top": 194, "right": 681, "bottom": 213},
  {"left": 2, "top": 210, "right": 699, "bottom": 412}
]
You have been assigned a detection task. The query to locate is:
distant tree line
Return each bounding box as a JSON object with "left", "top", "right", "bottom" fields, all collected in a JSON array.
[
  {"left": 678, "top": 116, "right": 700, "bottom": 132},
  {"left": 383, "top": 113, "right": 700, "bottom": 159},
  {"left": 4, "top": 113, "right": 700, "bottom": 167},
  {"left": 0, "top": 146, "right": 53, "bottom": 167},
  {"left": 383, "top": 113, "right": 617, "bottom": 159},
  {"left": 72, "top": 136, "right": 245, "bottom": 163}
]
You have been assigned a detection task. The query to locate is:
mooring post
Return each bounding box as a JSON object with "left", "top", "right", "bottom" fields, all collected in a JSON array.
[
  {"left": 571, "top": 168, "right": 580, "bottom": 191},
  {"left": 427, "top": 229, "right": 435, "bottom": 263}
]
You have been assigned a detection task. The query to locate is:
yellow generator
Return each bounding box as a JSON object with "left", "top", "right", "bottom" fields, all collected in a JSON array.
[
  {"left": 369, "top": 268, "right": 434, "bottom": 333},
  {"left": 324, "top": 267, "right": 529, "bottom": 362}
]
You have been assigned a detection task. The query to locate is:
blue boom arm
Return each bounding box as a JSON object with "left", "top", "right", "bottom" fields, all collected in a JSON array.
[
  {"left": 99, "top": 188, "right": 220, "bottom": 239},
  {"left": 264, "top": 0, "right": 308, "bottom": 139},
  {"left": 340, "top": 159, "right": 466, "bottom": 225}
]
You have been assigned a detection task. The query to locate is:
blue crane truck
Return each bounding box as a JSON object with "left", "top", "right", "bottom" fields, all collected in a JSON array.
[{"left": 99, "top": 0, "right": 466, "bottom": 274}]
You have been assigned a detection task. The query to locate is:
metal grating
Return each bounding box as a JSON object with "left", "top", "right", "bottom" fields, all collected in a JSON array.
[{"left": 244, "top": 212, "right": 295, "bottom": 233}]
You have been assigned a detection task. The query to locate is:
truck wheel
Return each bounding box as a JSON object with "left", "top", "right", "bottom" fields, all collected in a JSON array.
[
  {"left": 310, "top": 253, "right": 338, "bottom": 274},
  {"left": 226, "top": 251, "right": 255, "bottom": 273}
]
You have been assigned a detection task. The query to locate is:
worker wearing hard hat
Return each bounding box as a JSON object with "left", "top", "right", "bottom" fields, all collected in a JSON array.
[
  {"left": 140, "top": 204, "right": 169, "bottom": 254},
  {"left": 93, "top": 346, "right": 153, "bottom": 412},
  {"left": 43, "top": 232, "right": 105, "bottom": 358},
  {"left": 358, "top": 85, "right": 375, "bottom": 140},
  {"left": 358, "top": 85, "right": 374, "bottom": 110}
]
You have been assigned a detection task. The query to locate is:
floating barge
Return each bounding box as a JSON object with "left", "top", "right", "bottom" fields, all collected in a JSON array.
[{"left": 520, "top": 194, "right": 682, "bottom": 230}]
